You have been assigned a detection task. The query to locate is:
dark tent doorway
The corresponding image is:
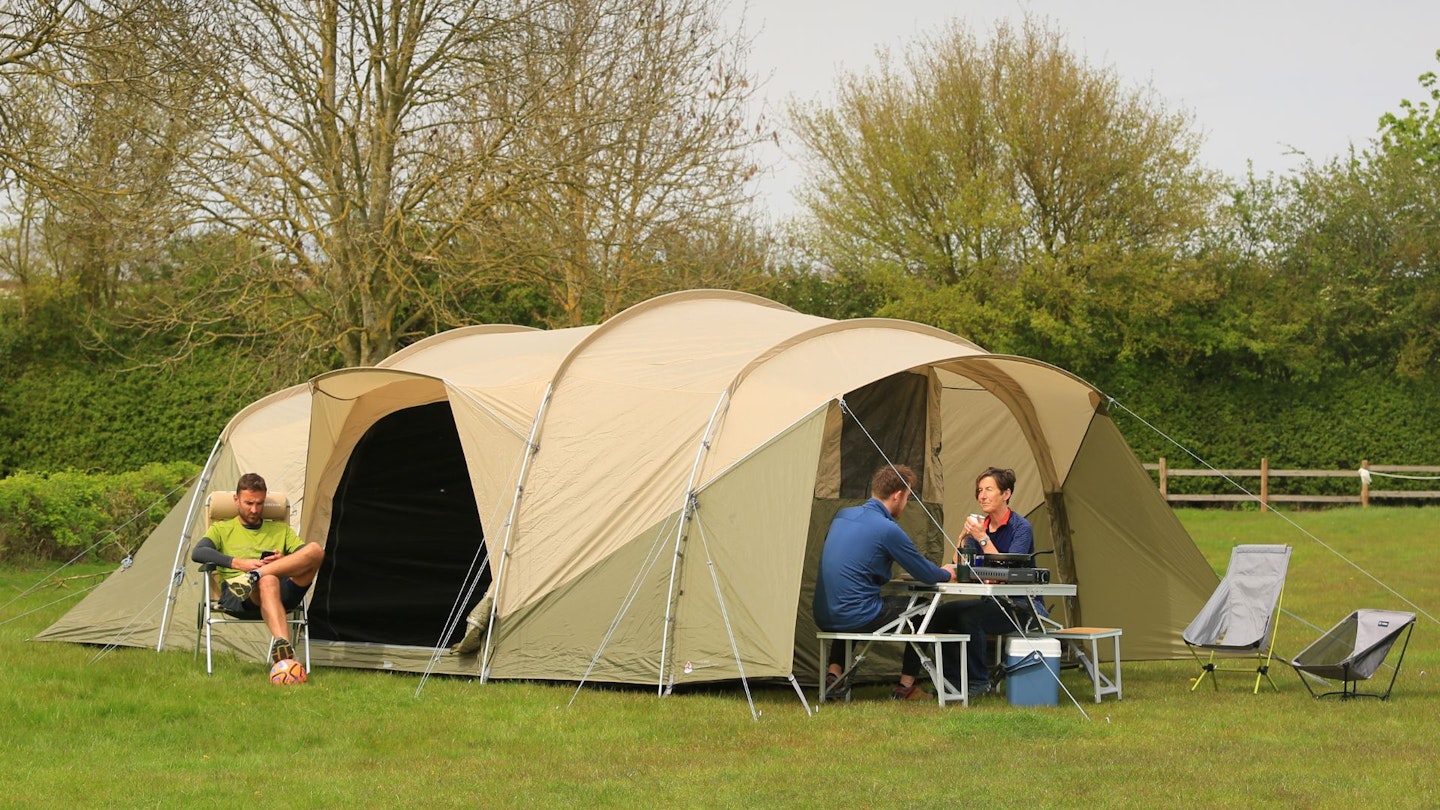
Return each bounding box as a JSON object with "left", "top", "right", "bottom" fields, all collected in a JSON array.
[{"left": 309, "top": 401, "right": 488, "bottom": 648}]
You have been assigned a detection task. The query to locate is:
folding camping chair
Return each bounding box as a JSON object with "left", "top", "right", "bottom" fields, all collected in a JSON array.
[
  {"left": 195, "top": 491, "right": 310, "bottom": 675},
  {"left": 1288, "top": 609, "right": 1416, "bottom": 700},
  {"left": 1183, "top": 544, "right": 1291, "bottom": 693}
]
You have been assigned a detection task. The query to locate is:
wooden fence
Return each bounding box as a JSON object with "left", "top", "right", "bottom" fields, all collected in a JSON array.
[{"left": 1142, "top": 459, "right": 1440, "bottom": 510}]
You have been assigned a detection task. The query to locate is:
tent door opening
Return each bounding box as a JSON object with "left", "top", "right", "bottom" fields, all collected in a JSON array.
[{"left": 308, "top": 401, "right": 488, "bottom": 648}]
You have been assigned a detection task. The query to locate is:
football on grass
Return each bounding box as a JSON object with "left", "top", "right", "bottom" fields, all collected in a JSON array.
[{"left": 269, "top": 658, "right": 308, "bottom": 685}]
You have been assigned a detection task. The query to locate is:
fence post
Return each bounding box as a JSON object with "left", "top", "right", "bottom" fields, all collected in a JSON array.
[
  {"left": 1361, "top": 458, "right": 1370, "bottom": 507},
  {"left": 1260, "top": 457, "right": 1269, "bottom": 512},
  {"left": 1158, "top": 457, "right": 1168, "bottom": 498}
]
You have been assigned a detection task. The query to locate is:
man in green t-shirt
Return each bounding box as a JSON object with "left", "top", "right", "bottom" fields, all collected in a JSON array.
[{"left": 192, "top": 472, "right": 325, "bottom": 664}]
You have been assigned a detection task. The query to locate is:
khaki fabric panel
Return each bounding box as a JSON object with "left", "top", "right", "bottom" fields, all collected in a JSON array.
[
  {"left": 498, "top": 386, "right": 716, "bottom": 617},
  {"left": 385, "top": 325, "right": 594, "bottom": 382},
  {"left": 303, "top": 375, "right": 448, "bottom": 544},
  {"left": 936, "top": 359, "right": 1098, "bottom": 497},
  {"left": 703, "top": 326, "right": 986, "bottom": 479},
  {"left": 505, "top": 297, "right": 828, "bottom": 618},
  {"left": 1058, "top": 415, "right": 1218, "bottom": 659},
  {"left": 376, "top": 323, "right": 544, "bottom": 369},
  {"left": 487, "top": 515, "right": 677, "bottom": 683},
  {"left": 308, "top": 640, "right": 486, "bottom": 675},
  {"left": 444, "top": 382, "right": 543, "bottom": 535},
  {"left": 937, "top": 371, "right": 1045, "bottom": 539},
  {"left": 924, "top": 368, "right": 945, "bottom": 500},
  {"left": 223, "top": 384, "right": 311, "bottom": 529},
  {"left": 667, "top": 408, "right": 828, "bottom": 683},
  {"left": 813, "top": 403, "right": 842, "bottom": 499},
  {"left": 35, "top": 481, "right": 207, "bottom": 650},
  {"left": 304, "top": 378, "right": 359, "bottom": 544}
]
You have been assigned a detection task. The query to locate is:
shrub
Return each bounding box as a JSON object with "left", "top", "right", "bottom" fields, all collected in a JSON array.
[{"left": 0, "top": 462, "right": 199, "bottom": 564}]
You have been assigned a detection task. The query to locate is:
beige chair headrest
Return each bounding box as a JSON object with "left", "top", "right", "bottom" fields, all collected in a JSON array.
[{"left": 205, "top": 490, "right": 290, "bottom": 525}]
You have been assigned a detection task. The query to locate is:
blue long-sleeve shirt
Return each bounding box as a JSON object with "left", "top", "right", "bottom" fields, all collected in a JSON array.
[{"left": 813, "top": 498, "right": 952, "bottom": 631}]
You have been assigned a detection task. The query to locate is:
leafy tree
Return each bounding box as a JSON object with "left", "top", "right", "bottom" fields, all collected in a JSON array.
[
  {"left": 1219, "top": 54, "right": 1440, "bottom": 382},
  {"left": 1379, "top": 50, "right": 1440, "bottom": 167},
  {"left": 786, "top": 16, "right": 1222, "bottom": 374}
]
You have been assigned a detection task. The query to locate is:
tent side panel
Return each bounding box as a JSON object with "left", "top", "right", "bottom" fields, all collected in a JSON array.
[
  {"left": 1058, "top": 414, "right": 1218, "bottom": 659},
  {"left": 486, "top": 516, "right": 675, "bottom": 682},
  {"left": 34, "top": 481, "right": 203, "bottom": 648},
  {"left": 668, "top": 408, "right": 828, "bottom": 683},
  {"left": 938, "top": 377, "right": 1046, "bottom": 538}
]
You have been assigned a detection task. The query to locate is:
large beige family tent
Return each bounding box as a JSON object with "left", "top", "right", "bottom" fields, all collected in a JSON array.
[{"left": 38, "top": 291, "right": 1218, "bottom": 688}]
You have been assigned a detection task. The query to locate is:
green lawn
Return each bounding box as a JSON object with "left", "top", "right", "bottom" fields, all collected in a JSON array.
[{"left": 1, "top": 508, "right": 1436, "bottom": 807}]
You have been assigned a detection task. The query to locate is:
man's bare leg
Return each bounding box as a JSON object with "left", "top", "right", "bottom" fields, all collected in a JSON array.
[{"left": 256, "top": 544, "right": 325, "bottom": 641}]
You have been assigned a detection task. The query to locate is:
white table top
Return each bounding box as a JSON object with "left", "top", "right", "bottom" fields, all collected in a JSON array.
[{"left": 894, "top": 579, "right": 1077, "bottom": 599}]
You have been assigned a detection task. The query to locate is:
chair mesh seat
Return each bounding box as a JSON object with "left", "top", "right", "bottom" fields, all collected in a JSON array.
[{"left": 1289, "top": 609, "right": 1416, "bottom": 700}]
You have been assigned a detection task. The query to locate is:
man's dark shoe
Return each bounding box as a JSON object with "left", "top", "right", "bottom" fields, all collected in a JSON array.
[
  {"left": 821, "top": 672, "right": 849, "bottom": 703},
  {"left": 269, "top": 637, "right": 295, "bottom": 664},
  {"left": 892, "top": 682, "right": 932, "bottom": 701},
  {"left": 968, "top": 681, "right": 992, "bottom": 699},
  {"left": 226, "top": 570, "right": 260, "bottom": 602}
]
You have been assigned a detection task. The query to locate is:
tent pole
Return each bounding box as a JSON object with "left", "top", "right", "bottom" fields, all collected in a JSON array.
[
  {"left": 689, "top": 513, "right": 759, "bottom": 719},
  {"left": 155, "top": 438, "right": 223, "bottom": 652},
  {"left": 478, "top": 383, "right": 554, "bottom": 683},
  {"left": 656, "top": 389, "right": 731, "bottom": 696}
]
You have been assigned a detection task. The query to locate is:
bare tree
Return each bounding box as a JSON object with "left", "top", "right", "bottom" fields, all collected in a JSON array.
[
  {"left": 175, "top": 0, "right": 770, "bottom": 364},
  {"left": 149, "top": 0, "right": 540, "bottom": 366},
  {"left": 1, "top": 0, "right": 213, "bottom": 310},
  {"left": 6, "top": 0, "right": 771, "bottom": 366},
  {"left": 471, "top": 0, "right": 770, "bottom": 326}
]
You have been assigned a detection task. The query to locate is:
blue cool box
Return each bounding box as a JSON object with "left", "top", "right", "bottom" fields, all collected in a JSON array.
[{"left": 1005, "top": 636, "right": 1061, "bottom": 707}]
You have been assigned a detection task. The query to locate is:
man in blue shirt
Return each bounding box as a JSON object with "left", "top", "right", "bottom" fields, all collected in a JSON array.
[
  {"left": 814, "top": 464, "right": 957, "bottom": 701},
  {"left": 935, "top": 466, "right": 1043, "bottom": 694}
]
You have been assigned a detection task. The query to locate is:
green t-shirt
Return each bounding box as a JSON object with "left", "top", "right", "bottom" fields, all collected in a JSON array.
[{"left": 203, "top": 518, "right": 304, "bottom": 579}]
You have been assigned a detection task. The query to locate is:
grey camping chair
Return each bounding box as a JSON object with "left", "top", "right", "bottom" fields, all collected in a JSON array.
[
  {"left": 1289, "top": 609, "right": 1416, "bottom": 700},
  {"left": 1183, "top": 544, "right": 1291, "bottom": 693}
]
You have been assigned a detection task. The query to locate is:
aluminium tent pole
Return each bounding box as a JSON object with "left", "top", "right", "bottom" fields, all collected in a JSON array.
[
  {"left": 689, "top": 510, "right": 759, "bottom": 720},
  {"left": 655, "top": 389, "right": 731, "bottom": 696},
  {"left": 416, "top": 384, "right": 531, "bottom": 693},
  {"left": 477, "top": 382, "right": 555, "bottom": 684},
  {"left": 154, "top": 438, "right": 223, "bottom": 652}
]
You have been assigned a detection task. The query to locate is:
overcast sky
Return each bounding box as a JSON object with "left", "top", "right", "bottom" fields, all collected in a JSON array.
[{"left": 730, "top": 0, "right": 1440, "bottom": 217}]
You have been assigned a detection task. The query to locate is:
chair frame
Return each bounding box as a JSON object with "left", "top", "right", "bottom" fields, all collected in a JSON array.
[
  {"left": 196, "top": 563, "right": 311, "bottom": 675},
  {"left": 1187, "top": 584, "right": 1286, "bottom": 694}
]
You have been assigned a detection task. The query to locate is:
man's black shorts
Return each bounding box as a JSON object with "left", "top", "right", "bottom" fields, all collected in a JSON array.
[{"left": 219, "top": 577, "right": 310, "bottom": 616}]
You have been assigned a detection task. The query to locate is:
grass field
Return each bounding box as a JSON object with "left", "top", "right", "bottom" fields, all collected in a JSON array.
[{"left": 1, "top": 507, "right": 1436, "bottom": 808}]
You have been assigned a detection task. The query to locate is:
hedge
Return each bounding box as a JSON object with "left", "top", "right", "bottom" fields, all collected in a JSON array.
[
  {"left": 1095, "top": 364, "right": 1440, "bottom": 498},
  {"left": 0, "top": 462, "right": 199, "bottom": 564}
]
